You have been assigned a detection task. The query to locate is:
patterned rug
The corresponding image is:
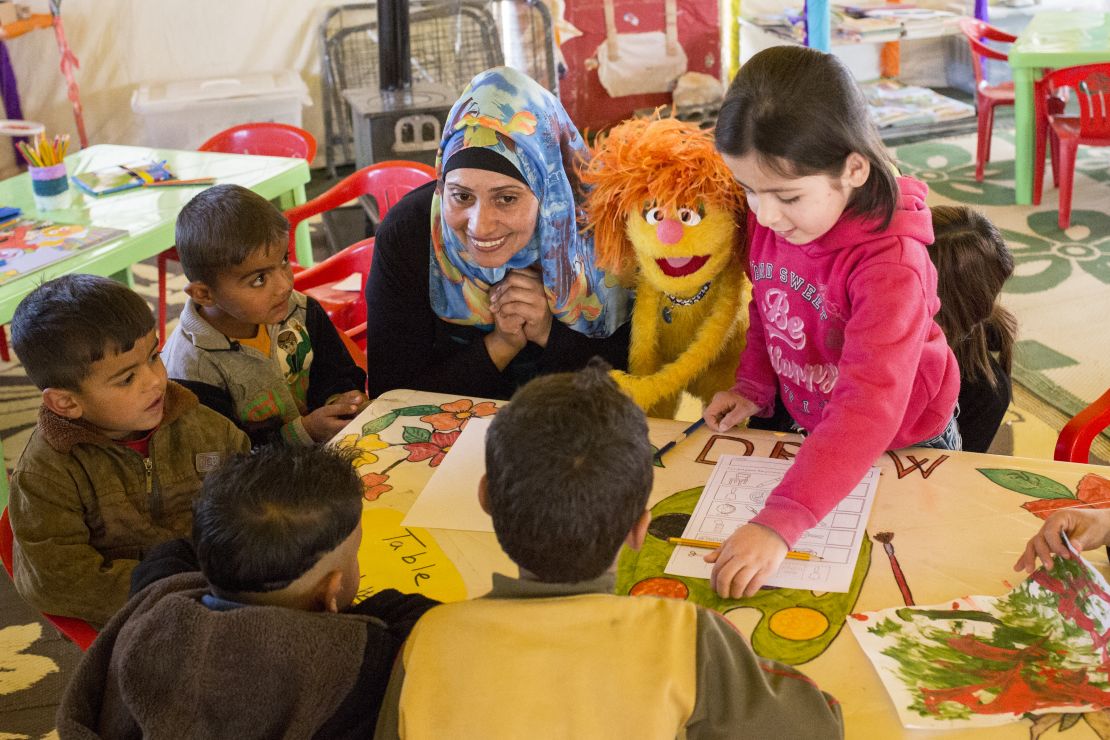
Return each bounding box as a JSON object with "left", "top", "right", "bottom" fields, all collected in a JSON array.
[{"left": 891, "top": 129, "right": 1110, "bottom": 454}]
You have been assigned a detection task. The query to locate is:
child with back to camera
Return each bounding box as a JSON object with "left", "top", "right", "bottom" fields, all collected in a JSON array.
[
  {"left": 702, "top": 46, "right": 961, "bottom": 599},
  {"left": 57, "top": 444, "right": 438, "bottom": 738},
  {"left": 375, "top": 361, "right": 843, "bottom": 739},
  {"left": 929, "top": 205, "right": 1017, "bottom": 453}
]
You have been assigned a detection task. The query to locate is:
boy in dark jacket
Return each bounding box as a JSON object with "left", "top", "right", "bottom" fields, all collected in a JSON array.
[
  {"left": 58, "top": 443, "right": 438, "bottom": 739},
  {"left": 162, "top": 184, "right": 366, "bottom": 447},
  {"left": 8, "top": 275, "right": 249, "bottom": 625}
]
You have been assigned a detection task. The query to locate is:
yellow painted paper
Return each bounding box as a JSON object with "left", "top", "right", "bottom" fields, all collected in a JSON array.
[{"left": 355, "top": 508, "right": 467, "bottom": 604}]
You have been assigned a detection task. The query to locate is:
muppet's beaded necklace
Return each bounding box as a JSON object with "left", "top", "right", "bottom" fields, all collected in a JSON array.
[{"left": 662, "top": 281, "right": 711, "bottom": 323}]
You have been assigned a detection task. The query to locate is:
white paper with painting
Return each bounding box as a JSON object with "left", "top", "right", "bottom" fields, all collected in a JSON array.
[{"left": 850, "top": 542, "right": 1110, "bottom": 728}]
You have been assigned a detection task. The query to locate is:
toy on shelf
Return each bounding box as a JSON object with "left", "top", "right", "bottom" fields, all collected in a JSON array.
[{"left": 582, "top": 115, "right": 750, "bottom": 418}]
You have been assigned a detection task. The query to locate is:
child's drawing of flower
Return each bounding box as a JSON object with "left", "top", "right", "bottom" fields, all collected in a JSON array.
[
  {"left": 1022, "top": 473, "right": 1110, "bottom": 519},
  {"left": 404, "top": 430, "right": 461, "bottom": 468},
  {"left": 361, "top": 472, "right": 393, "bottom": 501},
  {"left": 979, "top": 469, "right": 1110, "bottom": 520},
  {"left": 0, "top": 623, "right": 58, "bottom": 696},
  {"left": 336, "top": 433, "right": 390, "bottom": 467},
  {"left": 420, "top": 399, "right": 497, "bottom": 432}
]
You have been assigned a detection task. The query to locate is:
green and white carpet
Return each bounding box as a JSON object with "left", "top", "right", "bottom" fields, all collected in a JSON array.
[{"left": 892, "top": 130, "right": 1110, "bottom": 448}]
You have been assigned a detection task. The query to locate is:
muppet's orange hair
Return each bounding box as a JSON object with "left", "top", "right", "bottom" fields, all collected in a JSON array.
[{"left": 581, "top": 115, "right": 747, "bottom": 276}]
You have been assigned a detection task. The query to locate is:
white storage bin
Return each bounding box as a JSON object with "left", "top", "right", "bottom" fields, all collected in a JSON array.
[{"left": 131, "top": 71, "right": 311, "bottom": 150}]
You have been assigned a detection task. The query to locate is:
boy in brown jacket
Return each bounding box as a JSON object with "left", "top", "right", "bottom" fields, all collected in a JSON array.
[{"left": 8, "top": 274, "right": 249, "bottom": 626}]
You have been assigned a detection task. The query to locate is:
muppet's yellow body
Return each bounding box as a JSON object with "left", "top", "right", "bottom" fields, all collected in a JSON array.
[{"left": 583, "top": 117, "right": 750, "bottom": 418}]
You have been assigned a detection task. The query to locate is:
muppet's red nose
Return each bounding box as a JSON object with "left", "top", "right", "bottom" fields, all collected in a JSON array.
[{"left": 656, "top": 218, "right": 684, "bottom": 245}]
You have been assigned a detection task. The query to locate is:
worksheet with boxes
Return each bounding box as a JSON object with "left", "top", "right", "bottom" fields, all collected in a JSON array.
[{"left": 664, "top": 455, "right": 881, "bottom": 592}]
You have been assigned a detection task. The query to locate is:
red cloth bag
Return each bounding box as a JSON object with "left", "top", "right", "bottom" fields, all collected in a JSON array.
[{"left": 558, "top": 0, "right": 720, "bottom": 132}]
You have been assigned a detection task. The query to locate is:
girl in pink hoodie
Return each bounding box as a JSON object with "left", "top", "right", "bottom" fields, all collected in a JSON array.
[{"left": 702, "top": 46, "right": 961, "bottom": 599}]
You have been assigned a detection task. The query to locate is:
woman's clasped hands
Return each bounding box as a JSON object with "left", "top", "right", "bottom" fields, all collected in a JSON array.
[{"left": 484, "top": 267, "right": 553, "bottom": 368}]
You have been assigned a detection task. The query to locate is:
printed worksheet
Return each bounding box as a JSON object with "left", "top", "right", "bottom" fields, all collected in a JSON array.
[{"left": 664, "top": 455, "right": 881, "bottom": 592}]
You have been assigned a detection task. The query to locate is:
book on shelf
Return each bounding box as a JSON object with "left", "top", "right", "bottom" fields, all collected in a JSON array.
[{"left": 71, "top": 160, "right": 175, "bottom": 196}]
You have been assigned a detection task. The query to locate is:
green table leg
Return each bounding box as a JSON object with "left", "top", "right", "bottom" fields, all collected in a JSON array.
[
  {"left": 278, "top": 185, "right": 314, "bottom": 268},
  {"left": 1013, "top": 66, "right": 1036, "bottom": 205},
  {"left": 109, "top": 266, "right": 135, "bottom": 289}
]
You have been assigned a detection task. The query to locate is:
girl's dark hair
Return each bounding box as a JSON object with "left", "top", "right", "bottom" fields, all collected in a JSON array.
[
  {"left": 930, "top": 205, "right": 1017, "bottom": 388},
  {"left": 715, "top": 46, "right": 899, "bottom": 230}
]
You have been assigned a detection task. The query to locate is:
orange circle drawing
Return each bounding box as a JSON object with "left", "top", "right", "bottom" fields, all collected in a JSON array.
[
  {"left": 768, "top": 607, "right": 829, "bottom": 641},
  {"left": 629, "top": 577, "right": 689, "bottom": 600}
]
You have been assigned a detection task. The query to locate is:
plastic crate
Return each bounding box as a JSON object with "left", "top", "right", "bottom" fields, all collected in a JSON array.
[{"left": 131, "top": 71, "right": 310, "bottom": 151}]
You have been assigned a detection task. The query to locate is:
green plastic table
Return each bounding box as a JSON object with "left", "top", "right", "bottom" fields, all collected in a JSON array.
[
  {"left": 1010, "top": 10, "right": 1110, "bottom": 205},
  {"left": 0, "top": 144, "right": 310, "bottom": 504}
]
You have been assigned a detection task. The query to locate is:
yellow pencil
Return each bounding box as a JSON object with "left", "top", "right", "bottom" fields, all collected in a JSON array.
[{"left": 666, "top": 537, "right": 823, "bottom": 561}]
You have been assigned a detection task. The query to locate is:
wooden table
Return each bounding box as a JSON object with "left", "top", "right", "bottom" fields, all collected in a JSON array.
[
  {"left": 1010, "top": 11, "right": 1110, "bottom": 205},
  {"left": 341, "top": 389, "right": 1110, "bottom": 738},
  {"left": 0, "top": 144, "right": 309, "bottom": 502}
]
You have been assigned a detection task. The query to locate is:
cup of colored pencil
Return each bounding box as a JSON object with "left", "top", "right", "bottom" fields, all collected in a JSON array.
[{"left": 19, "top": 133, "right": 72, "bottom": 211}]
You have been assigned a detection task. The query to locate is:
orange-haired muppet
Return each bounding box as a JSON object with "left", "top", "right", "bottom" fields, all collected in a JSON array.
[{"left": 582, "top": 116, "right": 750, "bottom": 418}]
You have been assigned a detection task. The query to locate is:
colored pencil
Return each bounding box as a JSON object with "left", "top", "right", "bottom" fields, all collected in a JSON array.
[
  {"left": 141, "top": 177, "right": 217, "bottom": 188},
  {"left": 654, "top": 418, "right": 706, "bottom": 460},
  {"left": 666, "top": 537, "right": 823, "bottom": 561}
]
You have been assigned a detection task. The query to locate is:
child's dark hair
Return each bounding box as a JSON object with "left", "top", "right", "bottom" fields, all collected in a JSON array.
[
  {"left": 930, "top": 205, "right": 1017, "bottom": 388},
  {"left": 11, "top": 274, "right": 154, "bottom": 391},
  {"left": 175, "top": 184, "right": 290, "bottom": 285},
  {"left": 715, "top": 46, "right": 899, "bottom": 230},
  {"left": 484, "top": 360, "right": 653, "bottom": 583},
  {"left": 193, "top": 444, "right": 362, "bottom": 595}
]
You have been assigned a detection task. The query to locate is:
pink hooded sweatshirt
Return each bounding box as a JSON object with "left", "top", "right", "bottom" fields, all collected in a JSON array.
[{"left": 735, "top": 176, "right": 959, "bottom": 546}]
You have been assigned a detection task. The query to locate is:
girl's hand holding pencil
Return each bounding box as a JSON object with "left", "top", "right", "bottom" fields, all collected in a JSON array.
[{"left": 704, "top": 522, "right": 790, "bottom": 599}]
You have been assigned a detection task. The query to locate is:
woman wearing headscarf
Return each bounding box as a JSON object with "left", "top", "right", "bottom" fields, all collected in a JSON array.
[{"left": 363, "top": 67, "right": 631, "bottom": 399}]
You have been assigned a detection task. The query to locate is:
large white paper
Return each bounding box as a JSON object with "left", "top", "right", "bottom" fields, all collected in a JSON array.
[
  {"left": 401, "top": 416, "right": 493, "bottom": 532},
  {"left": 663, "top": 455, "right": 880, "bottom": 592}
]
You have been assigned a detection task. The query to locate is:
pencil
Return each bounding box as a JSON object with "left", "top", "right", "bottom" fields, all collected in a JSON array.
[
  {"left": 142, "top": 177, "right": 217, "bottom": 188},
  {"left": 654, "top": 418, "right": 706, "bottom": 460},
  {"left": 666, "top": 537, "right": 823, "bottom": 561}
]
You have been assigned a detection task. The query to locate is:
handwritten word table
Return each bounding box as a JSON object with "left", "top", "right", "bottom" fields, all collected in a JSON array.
[
  {"left": 341, "top": 389, "right": 1110, "bottom": 738},
  {"left": 0, "top": 144, "right": 309, "bottom": 503},
  {"left": 1010, "top": 11, "right": 1110, "bottom": 205}
]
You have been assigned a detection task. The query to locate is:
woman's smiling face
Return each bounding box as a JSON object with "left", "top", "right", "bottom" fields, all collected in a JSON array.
[{"left": 442, "top": 168, "right": 539, "bottom": 268}]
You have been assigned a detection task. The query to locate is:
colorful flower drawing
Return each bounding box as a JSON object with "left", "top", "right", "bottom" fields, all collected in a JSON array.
[
  {"left": 420, "top": 399, "right": 497, "bottom": 432},
  {"left": 978, "top": 469, "right": 1110, "bottom": 520},
  {"left": 360, "top": 472, "right": 393, "bottom": 502},
  {"left": 336, "top": 433, "right": 389, "bottom": 467},
  {"left": 404, "top": 430, "right": 461, "bottom": 468}
]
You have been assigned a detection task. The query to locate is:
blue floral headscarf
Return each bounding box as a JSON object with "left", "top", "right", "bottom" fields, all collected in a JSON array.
[{"left": 428, "top": 67, "right": 630, "bottom": 338}]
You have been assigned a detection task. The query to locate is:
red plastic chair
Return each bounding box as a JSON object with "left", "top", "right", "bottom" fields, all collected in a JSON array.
[
  {"left": 156, "top": 122, "right": 318, "bottom": 344},
  {"left": 197, "top": 123, "right": 319, "bottom": 161},
  {"left": 1034, "top": 63, "right": 1110, "bottom": 230},
  {"left": 293, "top": 237, "right": 375, "bottom": 340},
  {"left": 283, "top": 160, "right": 436, "bottom": 261},
  {"left": 1055, "top": 388, "right": 1110, "bottom": 464},
  {"left": 0, "top": 508, "right": 99, "bottom": 651},
  {"left": 959, "top": 19, "right": 1018, "bottom": 182},
  {"left": 284, "top": 161, "right": 435, "bottom": 352}
]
